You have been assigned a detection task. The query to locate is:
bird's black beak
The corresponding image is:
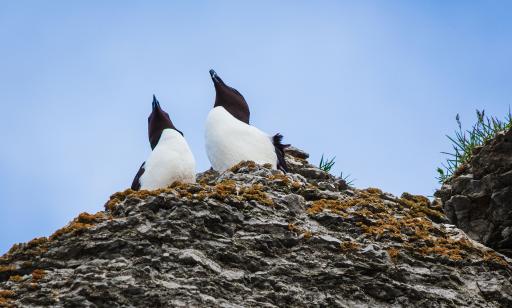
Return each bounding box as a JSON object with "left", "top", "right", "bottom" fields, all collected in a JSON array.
[
  {"left": 209, "top": 69, "right": 217, "bottom": 79},
  {"left": 152, "top": 94, "right": 160, "bottom": 110},
  {"left": 209, "top": 69, "right": 222, "bottom": 84}
]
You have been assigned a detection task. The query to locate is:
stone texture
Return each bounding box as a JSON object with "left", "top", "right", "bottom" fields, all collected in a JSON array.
[
  {"left": 436, "top": 128, "right": 512, "bottom": 257},
  {"left": 0, "top": 149, "right": 511, "bottom": 307}
]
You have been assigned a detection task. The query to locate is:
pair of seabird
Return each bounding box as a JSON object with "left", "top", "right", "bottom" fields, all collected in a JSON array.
[{"left": 131, "top": 70, "right": 289, "bottom": 191}]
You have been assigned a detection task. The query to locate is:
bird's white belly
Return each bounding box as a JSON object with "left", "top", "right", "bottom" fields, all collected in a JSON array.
[
  {"left": 140, "top": 130, "right": 196, "bottom": 190},
  {"left": 205, "top": 107, "right": 277, "bottom": 172}
]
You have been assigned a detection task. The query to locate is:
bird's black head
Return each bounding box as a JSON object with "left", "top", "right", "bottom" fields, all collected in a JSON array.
[
  {"left": 209, "top": 69, "right": 250, "bottom": 124},
  {"left": 148, "top": 95, "right": 183, "bottom": 149}
]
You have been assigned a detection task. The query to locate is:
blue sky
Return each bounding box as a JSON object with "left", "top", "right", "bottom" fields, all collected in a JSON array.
[{"left": 1, "top": 1, "right": 511, "bottom": 254}]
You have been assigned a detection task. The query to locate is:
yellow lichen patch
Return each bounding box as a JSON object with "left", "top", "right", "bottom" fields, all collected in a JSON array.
[
  {"left": 7, "top": 275, "right": 22, "bottom": 283},
  {"left": 5, "top": 244, "right": 22, "bottom": 256},
  {"left": 76, "top": 212, "right": 105, "bottom": 224},
  {"left": 268, "top": 174, "right": 291, "bottom": 186},
  {"left": 31, "top": 269, "right": 45, "bottom": 281},
  {"left": 288, "top": 223, "right": 299, "bottom": 233},
  {"left": 291, "top": 181, "right": 303, "bottom": 189},
  {"left": 306, "top": 189, "right": 479, "bottom": 262},
  {"left": 414, "top": 238, "right": 473, "bottom": 261},
  {"left": 0, "top": 290, "right": 15, "bottom": 306},
  {"left": 27, "top": 237, "right": 48, "bottom": 249},
  {"left": 105, "top": 187, "right": 172, "bottom": 211},
  {"left": 50, "top": 212, "right": 107, "bottom": 240},
  {"left": 210, "top": 180, "right": 237, "bottom": 200},
  {"left": 168, "top": 181, "right": 196, "bottom": 199},
  {"left": 482, "top": 251, "right": 509, "bottom": 267},
  {"left": 240, "top": 184, "right": 273, "bottom": 206},
  {"left": 365, "top": 187, "right": 383, "bottom": 195},
  {"left": 105, "top": 188, "right": 136, "bottom": 211},
  {"left": 401, "top": 193, "right": 430, "bottom": 207},
  {"left": 398, "top": 193, "right": 444, "bottom": 220},
  {"left": 230, "top": 161, "right": 258, "bottom": 173},
  {"left": 387, "top": 247, "right": 400, "bottom": 260},
  {"left": 302, "top": 231, "right": 313, "bottom": 239},
  {"left": 361, "top": 217, "right": 403, "bottom": 240},
  {"left": 340, "top": 241, "right": 361, "bottom": 252},
  {"left": 307, "top": 199, "right": 350, "bottom": 216},
  {"left": 5, "top": 237, "right": 49, "bottom": 259},
  {"left": 0, "top": 291, "right": 14, "bottom": 298},
  {"left": 0, "top": 265, "right": 15, "bottom": 274}
]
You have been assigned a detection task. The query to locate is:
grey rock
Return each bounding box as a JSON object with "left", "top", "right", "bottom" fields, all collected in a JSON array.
[
  {"left": 1, "top": 153, "right": 511, "bottom": 307},
  {"left": 436, "top": 127, "right": 512, "bottom": 257}
]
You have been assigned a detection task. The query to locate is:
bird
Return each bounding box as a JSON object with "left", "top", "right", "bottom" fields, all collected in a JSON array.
[
  {"left": 131, "top": 95, "right": 196, "bottom": 190},
  {"left": 205, "top": 69, "right": 289, "bottom": 172}
]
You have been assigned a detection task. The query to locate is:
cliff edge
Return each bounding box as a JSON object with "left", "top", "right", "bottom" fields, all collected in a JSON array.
[{"left": 436, "top": 128, "right": 512, "bottom": 258}]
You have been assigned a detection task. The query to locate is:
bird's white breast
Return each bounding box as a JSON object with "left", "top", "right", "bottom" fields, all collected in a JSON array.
[
  {"left": 140, "top": 129, "right": 196, "bottom": 190},
  {"left": 205, "top": 106, "right": 277, "bottom": 172}
]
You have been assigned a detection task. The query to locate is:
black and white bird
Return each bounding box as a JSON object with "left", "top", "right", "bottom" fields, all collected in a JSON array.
[
  {"left": 131, "top": 95, "right": 196, "bottom": 190},
  {"left": 205, "top": 69, "right": 288, "bottom": 172}
]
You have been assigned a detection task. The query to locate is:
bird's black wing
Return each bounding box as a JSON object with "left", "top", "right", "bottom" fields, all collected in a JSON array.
[
  {"left": 272, "top": 133, "right": 290, "bottom": 172},
  {"left": 131, "top": 162, "right": 145, "bottom": 191}
]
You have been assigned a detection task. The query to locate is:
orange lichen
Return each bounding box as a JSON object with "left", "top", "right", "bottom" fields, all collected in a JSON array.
[
  {"left": 210, "top": 180, "right": 237, "bottom": 200},
  {"left": 340, "top": 241, "right": 361, "bottom": 252},
  {"left": 7, "top": 275, "right": 22, "bottom": 283},
  {"left": 50, "top": 212, "right": 106, "bottom": 240},
  {"left": 387, "top": 247, "right": 400, "bottom": 260},
  {"left": 307, "top": 199, "right": 350, "bottom": 216},
  {"left": 305, "top": 189, "right": 482, "bottom": 262},
  {"left": 288, "top": 223, "right": 298, "bottom": 233},
  {"left": 230, "top": 161, "right": 258, "bottom": 173},
  {"left": 5, "top": 244, "right": 22, "bottom": 256},
  {"left": 240, "top": 184, "right": 273, "bottom": 206},
  {"left": 105, "top": 188, "right": 136, "bottom": 211},
  {"left": 414, "top": 238, "right": 475, "bottom": 261},
  {"left": 105, "top": 187, "right": 173, "bottom": 211},
  {"left": 0, "top": 265, "right": 15, "bottom": 273},
  {"left": 269, "top": 174, "right": 291, "bottom": 186},
  {"left": 27, "top": 237, "right": 48, "bottom": 248},
  {"left": 31, "top": 269, "right": 45, "bottom": 281},
  {"left": 365, "top": 187, "right": 383, "bottom": 195},
  {"left": 482, "top": 251, "right": 509, "bottom": 267},
  {"left": 291, "top": 181, "right": 303, "bottom": 189},
  {"left": 398, "top": 193, "right": 444, "bottom": 220},
  {"left": 0, "top": 290, "right": 15, "bottom": 307},
  {"left": 0, "top": 291, "right": 14, "bottom": 298}
]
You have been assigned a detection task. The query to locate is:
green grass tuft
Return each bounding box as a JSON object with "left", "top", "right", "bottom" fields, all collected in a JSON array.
[
  {"left": 340, "top": 171, "right": 355, "bottom": 186},
  {"left": 437, "top": 108, "right": 512, "bottom": 184},
  {"left": 319, "top": 154, "right": 336, "bottom": 172},
  {"left": 319, "top": 154, "right": 355, "bottom": 185}
]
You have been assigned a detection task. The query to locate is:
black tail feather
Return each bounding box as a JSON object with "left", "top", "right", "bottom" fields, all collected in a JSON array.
[
  {"left": 273, "top": 133, "right": 290, "bottom": 172},
  {"left": 131, "top": 162, "right": 145, "bottom": 191}
]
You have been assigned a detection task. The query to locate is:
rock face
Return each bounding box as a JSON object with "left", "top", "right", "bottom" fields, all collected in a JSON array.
[
  {"left": 436, "top": 128, "right": 512, "bottom": 258},
  {"left": 1, "top": 148, "right": 512, "bottom": 307}
]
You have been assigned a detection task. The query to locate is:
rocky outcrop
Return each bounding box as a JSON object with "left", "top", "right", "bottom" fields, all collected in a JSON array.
[
  {"left": 1, "top": 148, "right": 511, "bottom": 307},
  {"left": 436, "top": 128, "right": 512, "bottom": 257}
]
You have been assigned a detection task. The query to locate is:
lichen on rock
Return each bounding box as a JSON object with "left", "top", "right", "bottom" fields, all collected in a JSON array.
[{"left": 0, "top": 147, "right": 511, "bottom": 307}]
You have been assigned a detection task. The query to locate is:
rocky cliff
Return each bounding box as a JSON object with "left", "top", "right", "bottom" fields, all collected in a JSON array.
[
  {"left": 436, "top": 128, "right": 512, "bottom": 258},
  {"left": 1, "top": 148, "right": 511, "bottom": 307}
]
